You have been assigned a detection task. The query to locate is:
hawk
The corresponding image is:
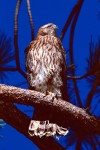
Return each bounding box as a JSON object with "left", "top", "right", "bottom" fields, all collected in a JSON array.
[{"left": 25, "top": 23, "right": 68, "bottom": 137}]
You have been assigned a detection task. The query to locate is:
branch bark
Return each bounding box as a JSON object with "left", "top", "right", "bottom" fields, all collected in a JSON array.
[
  {"left": 14, "top": 0, "right": 26, "bottom": 78},
  {"left": 26, "top": 0, "right": 34, "bottom": 40},
  {"left": 0, "top": 102, "right": 64, "bottom": 150},
  {"left": 0, "top": 84, "right": 100, "bottom": 135}
]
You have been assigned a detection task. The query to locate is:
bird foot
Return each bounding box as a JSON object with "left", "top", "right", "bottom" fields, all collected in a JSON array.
[
  {"left": 46, "top": 91, "right": 56, "bottom": 97},
  {"left": 45, "top": 91, "right": 58, "bottom": 102}
]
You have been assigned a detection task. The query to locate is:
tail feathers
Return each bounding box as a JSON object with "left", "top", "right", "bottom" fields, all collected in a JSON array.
[{"left": 28, "top": 120, "right": 69, "bottom": 138}]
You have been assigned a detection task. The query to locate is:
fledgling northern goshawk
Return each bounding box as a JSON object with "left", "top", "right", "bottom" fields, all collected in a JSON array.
[{"left": 25, "top": 23, "right": 68, "bottom": 137}]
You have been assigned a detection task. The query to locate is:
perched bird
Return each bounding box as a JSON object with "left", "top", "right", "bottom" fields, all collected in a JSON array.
[{"left": 25, "top": 23, "right": 68, "bottom": 137}]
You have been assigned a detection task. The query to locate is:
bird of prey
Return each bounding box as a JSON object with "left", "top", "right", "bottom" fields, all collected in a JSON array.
[{"left": 25, "top": 23, "right": 68, "bottom": 137}]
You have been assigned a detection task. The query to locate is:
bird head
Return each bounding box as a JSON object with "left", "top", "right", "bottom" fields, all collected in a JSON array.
[{"left": 37, "top": 23, "right": 58, "bottom": 37}]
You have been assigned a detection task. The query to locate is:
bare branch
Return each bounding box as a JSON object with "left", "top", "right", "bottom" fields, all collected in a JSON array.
[
  {"left": 69, "top": 0, "right": 84, "bottom": 107},
  {"left": 67, "top": 72, "right": 91, "bottom": 80},
  {"left": 60, "top": 0, "right": 83, "bottom": 41},
  {"left": 0, "top": 67, "right": 17, "bottom": 71},
  {"left": 14, "top": 0, "right": 22, "bottom": 68},
  {"left": 60, "top": 0, "right": 84, "bottom": 107},
  {"left": 60, "top": 4, "right": 76, "bottom": 41},
  {"left": 14, "top": 0, "right": 26, "bottom": 78},
  {"left": 26, "top": 0, "right": 34, "bottom": 40},
  {"left": 66, "top": 64, "right": 100, "bottom": 80},
  {"left": 0, "top": 103, "right": 64, "bottom": 150},
  {"left": 86, "top": 83, "right": 97, "bottom": 107},
  {"left": 0, "top": 84, "right": 100, "bottom": 135}
]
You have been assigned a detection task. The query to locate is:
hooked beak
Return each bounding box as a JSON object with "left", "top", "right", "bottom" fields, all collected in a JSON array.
[{"left": 52, "top": 24, "right": 58, "bottom": 30}]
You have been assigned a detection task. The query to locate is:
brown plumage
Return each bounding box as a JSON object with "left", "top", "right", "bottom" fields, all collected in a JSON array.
[
  {"left": 26, "top": 23, "right": 67, "bottom": 99},
  {"left": 25, "top": 23, "right": 67, "bottom": 137}
]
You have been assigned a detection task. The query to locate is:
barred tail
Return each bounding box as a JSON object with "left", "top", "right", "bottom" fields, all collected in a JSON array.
[{"left": 28, "top": 120, "right": 69, "bottom": 138}]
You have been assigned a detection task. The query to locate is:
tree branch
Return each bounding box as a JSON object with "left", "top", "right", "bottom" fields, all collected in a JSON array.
[
  {"left": 26, "top": 0, "right": 34, "bottom": 40},
  {"left": 86, "top": 82, "right": 97, "bottom": 107},
  {"left": 0, "top": 102, "right": 64, "bottom": 150},
  {"left": 14, "top": 0, "right": 22, "bottom": 68},
  {"left": 69, "top": 0, "right": 84, "bottom": 107},
  {"left": 66, "top": 67, "right": 97, "bottom": 80},
  {"left": 14, "top": 0, "right": 26, "bottom": 78},
  {"left": 60, "top": 0, "right": 83, "bottom": 41},
  {"left": 0, "top": 67, "right": 17, "bottom": 71},
  {"left": 60, "top": 2, "right": 76, "bottom": 41},
  {"left": 67, "top": 72, "right": 91, "bottom": 80},
  {"left": 0, "top": 84, "right": 100, "bottom": 135}
]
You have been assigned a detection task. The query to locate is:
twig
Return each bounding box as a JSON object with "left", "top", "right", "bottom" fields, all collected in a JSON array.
[
  {"left": 89, "top": 137, "right": 97, "bottom": 150},
  {"left": 0, "top": 67, "right": 17, "bottom": 71},
  {"left": 94, "top": 135, "right": 100, "bottom": 147},
  {"left": 14, "top": 0, "right": 26, "bottom": 78},
  {"left": 86, "top": 83, "right": 97, "bottom": 107},
  {"left": 26, "top": 0, "right": 34, "bottom": 40},
  {"left": 60, "top": 6, "right": 76, "bottom": 41},
  {"left": 60, "top": 0, "right": 83, "bottom": 41},
  {"left": 69, "top": 0, "right": 84, "bottom": 107},
  {"left": 14, "top": 0, "right": 22, "bottom": 68},
  {"left": 67, "top": 72, "right": 91, "bottom": 80},
  {"left": 0, "top": 84, "right": 100, "bottom": 135}
]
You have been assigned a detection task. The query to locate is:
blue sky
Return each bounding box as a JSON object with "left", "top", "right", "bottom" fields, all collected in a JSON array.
[{"left": 0, "top": 0, "right": 100, "bottom": 149}]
